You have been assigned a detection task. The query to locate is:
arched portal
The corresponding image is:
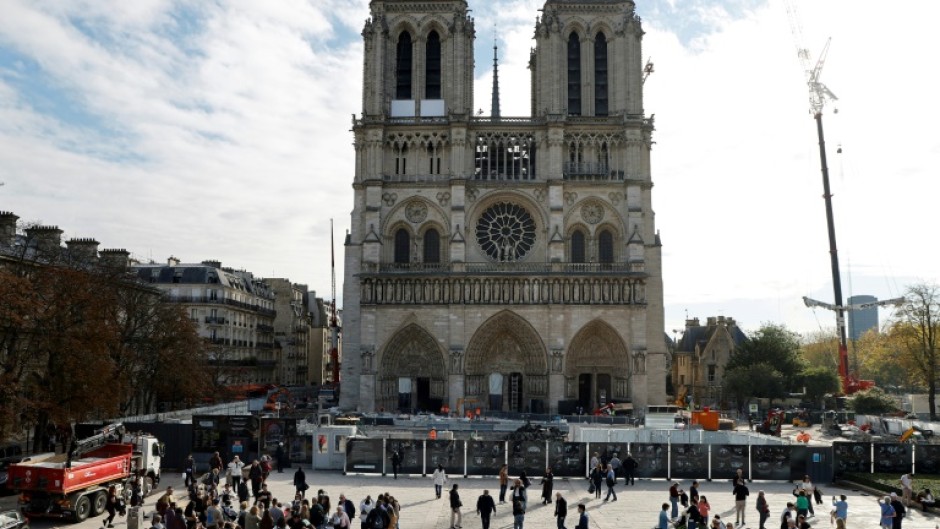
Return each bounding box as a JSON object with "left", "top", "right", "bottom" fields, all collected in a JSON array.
[
  {"left": 466, "top": 311, "right": 548, "bottom": 413},
  {"left": 566, "top": 319, "right": 630, "bottom": 410},
  {"left": 378, "top": 324, "right": 446, "bottom": 412}
]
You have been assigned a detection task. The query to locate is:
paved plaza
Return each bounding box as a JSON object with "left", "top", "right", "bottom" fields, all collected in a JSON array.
[{"left": 19, "top": 469, "right": 940, "bottom": 529}]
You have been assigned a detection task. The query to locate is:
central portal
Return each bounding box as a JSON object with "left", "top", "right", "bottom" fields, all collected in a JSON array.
[{"left": 465, "top": 311, "right": 549, "bottom": 413}]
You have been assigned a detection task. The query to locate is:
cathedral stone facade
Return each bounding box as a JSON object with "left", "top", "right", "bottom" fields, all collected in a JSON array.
[{"left": 340, "top": 0, "right": 666, "bottom": 415}]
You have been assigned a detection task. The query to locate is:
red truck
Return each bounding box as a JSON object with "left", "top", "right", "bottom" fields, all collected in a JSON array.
[{"left": 8, "top": 424, "right": 163, "bottom": 522}]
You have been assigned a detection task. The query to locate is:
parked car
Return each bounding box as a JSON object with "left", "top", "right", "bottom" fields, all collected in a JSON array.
[{"left": 0, "top": 510, "right": 29, "bottom": 529}]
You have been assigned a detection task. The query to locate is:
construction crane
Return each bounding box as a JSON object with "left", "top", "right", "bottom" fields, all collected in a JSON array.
[{"left": 784, "top": 2, "right": 890, "bottom": 394}]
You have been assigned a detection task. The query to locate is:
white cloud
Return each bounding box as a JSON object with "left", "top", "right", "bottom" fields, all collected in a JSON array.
[{"left": 1, "top": 0, "right": 938, "bottom": 337}]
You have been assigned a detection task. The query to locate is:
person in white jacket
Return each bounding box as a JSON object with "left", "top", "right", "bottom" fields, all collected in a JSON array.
[
  {"left": 228, "top": 456, "right": 245, "bottom": 489},
  {"left": 432, "top": 464, "right": 448, "bottom": 499}
]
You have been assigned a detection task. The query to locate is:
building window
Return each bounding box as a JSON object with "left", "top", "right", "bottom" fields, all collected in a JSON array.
[
  {"left": 394, "top": 228, "right": 410, "bottom": 264},
  {"left": 395, "top": 32, "right": 413, "bottom": 100},
  {"left": 425, "top": 31, "right": 441, "bottom": 99},
  {"left": 708, "top": 365, "right": 717, "bottom": 383},
  {"left": 594, "top": 32, "right": 608, "bottom": 116},
  {"left": 567, "top": 32, "right": 581, "bottom": 116},
  {"left": 423, "top": 229, "right": 441, "bottom": 263},
  {"left": 598, "top": 229, "right": 614, "bottom": 263},
  {"left": 571, "top": 230, "right": 586, "bottom": 263},
  {"left": 427, "top": 145, "right": 441, "bottom": 175},
  {"left": 395, "top": 145, "right": 408, "bottom": 175}
]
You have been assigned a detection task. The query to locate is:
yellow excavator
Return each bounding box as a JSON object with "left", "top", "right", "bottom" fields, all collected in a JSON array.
[
  {"left": 675, "top": 386, "right": 688, "bottom": 408},
  {"left": 899, "top": 424, "right": 933, "bottom": 443}
]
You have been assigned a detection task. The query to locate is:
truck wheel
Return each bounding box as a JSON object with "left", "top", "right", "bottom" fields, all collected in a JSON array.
[
  {"left": 73, "top": 495, "right": 92, "bottom": 522},
  {"left": 91, "top": 491, "right": 107, "bottom": 515}
]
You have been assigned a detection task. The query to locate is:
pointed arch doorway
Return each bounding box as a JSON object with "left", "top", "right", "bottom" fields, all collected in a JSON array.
[
  {"left": 466, "top": 311, "right": 548, "bottom": 413},
  {"left": 567, "top": 320, "right": 631, "bottom": 410},
  {"left": 377, "top": 324, "right": 447, "bottom": 413}
]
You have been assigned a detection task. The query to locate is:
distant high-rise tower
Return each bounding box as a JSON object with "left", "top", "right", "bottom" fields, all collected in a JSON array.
[{"left": 848, "top": 294, "right": 878, "bottom": 341}]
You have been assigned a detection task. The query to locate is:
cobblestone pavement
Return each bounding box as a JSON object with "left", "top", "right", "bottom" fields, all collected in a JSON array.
[{"left": 23, "top": 471, "right": 940, "bottom": 529}]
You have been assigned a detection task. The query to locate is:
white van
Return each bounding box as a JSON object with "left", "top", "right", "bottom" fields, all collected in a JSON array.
[{"left": 644, "top": 405, "right": 682, "bottom": 429}]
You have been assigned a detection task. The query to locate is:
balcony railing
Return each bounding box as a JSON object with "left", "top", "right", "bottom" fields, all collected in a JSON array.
[
  {"left": 369, "top": 262, "right": 640, "bottom": 275},
  {"left": 205, "top": 316, "right": 227, "bottom": 325},
  {"left": 163, "top": 295, "right": 277, "bottom": 316},
  {"left": 256, "top": 323, "right": 274, "bottom": 333}
]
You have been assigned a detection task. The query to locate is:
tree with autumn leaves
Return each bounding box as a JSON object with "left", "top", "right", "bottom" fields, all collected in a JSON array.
[
  {"left": 0, "top": 244, "right": 214, "bottom": 450},
  {"left": 800, "top": 283, "right": 940, "bottom": 420}
]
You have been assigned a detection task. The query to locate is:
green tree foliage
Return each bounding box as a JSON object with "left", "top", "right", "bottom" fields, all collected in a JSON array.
[
  {"left": 800, "top": 329, "right": 841, "bottom": 371},
  {"left": 728, "top": 323, "right": 805, "bottom": 390},
  {"left": 848, "top": 387, "right": 899, "bottom": 415},
  {"left": 800, "top": 366, "right": 841, "bottom": 406},
  {"left": 724, "top": 363, "right": 787, "bottom": 407},
  {"left": 893, "top": 283, "right": 940, "bottom": 420}
]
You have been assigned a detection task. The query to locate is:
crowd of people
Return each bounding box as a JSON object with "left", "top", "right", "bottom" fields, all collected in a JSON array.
[
  {"left": 115, "top": 450, "right": 938, "bottom": 529},
  {"left": 126, "top": 452, "right": 406, "bottom": 529},
  {"left": 654, "top": 471, "right": 854, "bottom": 529}
]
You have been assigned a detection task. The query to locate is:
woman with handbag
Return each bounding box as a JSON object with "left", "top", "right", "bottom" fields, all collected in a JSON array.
[{"left": 589, "top": 464, "right": 603, "bottom": 500}]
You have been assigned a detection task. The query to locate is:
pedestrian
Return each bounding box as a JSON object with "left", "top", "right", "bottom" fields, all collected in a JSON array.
[
  {"left": 698, "top": 495, "right": 710, "bottom": 521},
  {"left": 541, "top": 467, "right": 554, "bottom": 504},
  {"left": 780, "top": 503, "right": 795, "bottom": 529},
  {"left": 237, "top": 478, "right": 250, "bottom": 505},
  {"left": 657, "top": 503, "right": 670, "bottom": 529},
  {"left": 184, "top": 454, "right": 197, "bottom": 488},
  {"left": 250, "top": 460, "right": 263, "bottom": 498},
  {"left": 519, "top": 471, "right": 531, "bottom": 489},
  {"left": 880, "top": 496, "right": 896, "bottom": 529},
  {"left": 890, "top": 492, "right": 906, "bottom": 529},
  {"left": 511, "top": 479, "right": 527, "bottom": 509},
  {"left": 733, "top": 468, "right": 745, "bottom": 490},
  {"left": 603, "top": 464, "right": 617, "bottom": 502},
  {"left": 228, "top": 456, "right": 244, "bottom": 489},
  {"left": 686, "top": 499, "right": 703, "bottom": 529},
  {"left": 609, "top": 453, "right": 622, "bottom": 478},
  {"left": 589, "top": 452, "right": 599, "bottom": 473},
  {"left": 554, "top": 493, "right": 567, "bottom": 529},
  {"left": 798, "top": 476, "right": 815, "bottom": 517},
  {"left": 390, "top": 450, "right": 402, "bottom": 480},
  {"left": 756, "top": 490, "right": 770, "bottom": 529},
  {"left": 498, "top": 465, "right": 509, "bottom": 504},
  {"left": 900, "top": 473, "right": 913, "bottom": 506},
  {"left": 275, "top": 443, "right": 285, "bottom": 473},
  {"left": 259, "top": 509, "right": 274, "bottom": 529},
  {"left": 332, "top": 506, "right": 351, "bottom": 529},
  {"left": 624, "top": 453, "right": 638, "bottom": 486},
  {"left": 476, "top": 490, "right": 496, "bottom": 529},
  {"left": 293, "top": 467, "right": 308, "bottom": 498},
  {"left": 793, "top": 490, "right": 809, "bottom": 520},
  {"left": 449, "top": 484, "right": 463, "bottom": 529},
  {"left": 104, "top": 485, "right": 118, "bottom": 528},
  {"left": 589, "top": 463, "right": 603, "bottom": 500},
  {"left": 359, "top": 496, "right": 374, "bottom": 529},
  {"left": 575, "top": 504, "right": 588, "bottom": 529},
  {"left": 512, "top": 499, "right": 526, "bottom": 529},
  {"left": 669, "top": 481, "right": 681, "bottom": 519},
  {"left": 733, "top": 479, "right": 749, "bottom": 526},
  {"left": 210, "top": 451, "right": 224, "bottom": 475},
  {"left": 690, "top": 480, "right": 700, "bottom": 504},
  {"left": 257, "top": 483, "right": 273, "bottom": 510},
  {"left": 831, "top": 494, "right": 848, "bottom": 525},
  {"left": 432, "top": 464, "right": 447, "bottom": 499},
  {"left": 206, "top": 498, "right": 223, "bottom": 529}
]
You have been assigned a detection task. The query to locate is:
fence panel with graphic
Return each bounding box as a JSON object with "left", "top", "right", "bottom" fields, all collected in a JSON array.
[
  {"left": 345, "top": 438, "right": 384, "bottom": 473},
  {"left": 549, "top": 442, "right": 587, "bottom": 477},
  {"left": 467, "top": 441, "right": 506, "bottom": 476},
  {"left": 833, "top": 443, "right": 871, "bottom": 477},
  {"left": 630, "top": 443, "right": 668, "bottom": 479},
  {"left": 670, "top": 444, "right": 708, "bottom": 480},
  {"left": 387, "top": 439, "right": 423, "bottom": 475}
]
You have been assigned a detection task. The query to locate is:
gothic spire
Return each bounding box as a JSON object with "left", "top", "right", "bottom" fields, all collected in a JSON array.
[{"left": 491, "top": 32, "right": 501, "bottom": 120}]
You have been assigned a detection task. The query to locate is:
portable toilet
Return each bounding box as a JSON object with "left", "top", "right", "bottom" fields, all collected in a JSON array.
[{"left": 312, "top": 424, "right": 358, "bottom": 470}]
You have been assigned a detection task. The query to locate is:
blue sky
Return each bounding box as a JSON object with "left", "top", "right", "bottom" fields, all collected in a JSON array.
[{"left": 1, "top": 0, "right": 938, "bottom": 337}]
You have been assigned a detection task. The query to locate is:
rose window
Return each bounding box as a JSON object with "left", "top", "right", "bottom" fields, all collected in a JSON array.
[{"left": 476, "top": 202, "right": 536, "bottom": 261}]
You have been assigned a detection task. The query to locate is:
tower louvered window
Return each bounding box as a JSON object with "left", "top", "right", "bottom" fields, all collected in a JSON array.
[
  {"left": 594, "top": 33, "right": 608, "bottom": 116},
  {"left": 396, "top": 32, "right": 413, "bottom": 99},
  {"left": 567, "top": 32, "right": 581, "bottom": 116},
  {"left": 426, "top": 31, "right": 441, "bottom": 99}
]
